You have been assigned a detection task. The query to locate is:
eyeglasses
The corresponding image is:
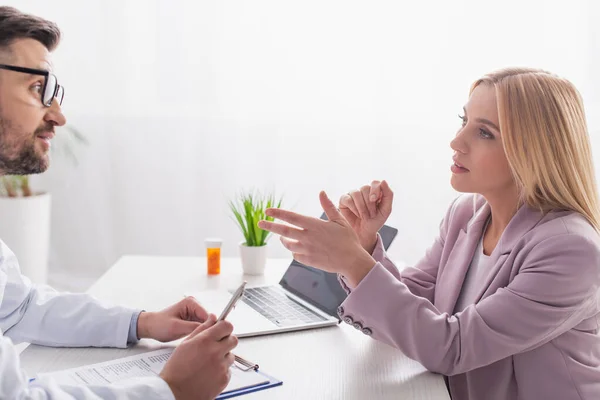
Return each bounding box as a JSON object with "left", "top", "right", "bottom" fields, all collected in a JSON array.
[{"left": 0, "top": 64, "right": 64, "bottom": 107}]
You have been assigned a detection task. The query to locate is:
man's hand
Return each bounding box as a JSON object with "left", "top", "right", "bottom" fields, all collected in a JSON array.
[
  {"left": 137, "top": 297, "right": 210, "bottom": 342},
  {"left": 160, "top": 315, "right": 238, "bottom": 400}
]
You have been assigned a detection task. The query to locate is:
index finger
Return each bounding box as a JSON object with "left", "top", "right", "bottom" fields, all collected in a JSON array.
[
  {"left": 186, "top": 314, "right": 217, "bottom": 340},
  {"left": 203, "top": 320, "right": 234, "bottom": 342},
  {"left": 369, "top": 180, "right": 382, "bottom": 202},
  {"left": 264, "top": 208, "right": 320, "bottom": 229},
  {"left": 380, "top": 180, "right": 393, "bottom": 202}
]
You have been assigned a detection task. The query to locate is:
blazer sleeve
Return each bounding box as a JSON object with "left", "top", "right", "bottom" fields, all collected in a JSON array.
[
  {"left": 339, "top": 196, "right": 460, "bottom": 303},
  {"left": 339, "top": 232, "right": 600, "bottom": 376}
]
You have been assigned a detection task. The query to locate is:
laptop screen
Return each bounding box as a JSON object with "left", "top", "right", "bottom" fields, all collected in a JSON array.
[{"left": 279, "top": 215, "right": 398, "bottom": 318}]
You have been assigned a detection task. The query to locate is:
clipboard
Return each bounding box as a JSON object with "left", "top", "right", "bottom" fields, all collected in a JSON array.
[
  {"left": 216, "top": 354, "right": 283, "bottom": 399},
  {"left": 217, "top": 370, "right": 282, "bottom": 399},
  {"left": 33, "top": 348, "right": 282, "bottom": 398}
]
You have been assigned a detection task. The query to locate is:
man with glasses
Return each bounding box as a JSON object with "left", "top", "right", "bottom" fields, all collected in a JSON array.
[
  {"left": 0, "top": 64, "right": 64, "bottom": 106},
  {"left": 0, "top": 7, "right": 237, "bottom": 400}
]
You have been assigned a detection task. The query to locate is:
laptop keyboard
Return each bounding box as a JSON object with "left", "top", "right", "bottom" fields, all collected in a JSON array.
[{"left": 241, "top": 286, "right": 327, "bottom": 327}]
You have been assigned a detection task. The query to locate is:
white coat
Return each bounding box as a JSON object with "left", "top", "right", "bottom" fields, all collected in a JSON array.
[{"left": 0, "top": 240, "right": 174, "bottom": 399}]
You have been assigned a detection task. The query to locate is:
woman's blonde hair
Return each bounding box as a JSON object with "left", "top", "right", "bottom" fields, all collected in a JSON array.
[{"left": 471, "top": 67, "right": 600, "bottom": 231}]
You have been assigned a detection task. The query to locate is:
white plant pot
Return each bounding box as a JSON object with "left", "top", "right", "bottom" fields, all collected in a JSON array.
[
  {"left": 0, "top": 193, "right": 51, "bottom": 284},
  {"left": 239, "top": 242, "right": 267, "bottom": 275}
]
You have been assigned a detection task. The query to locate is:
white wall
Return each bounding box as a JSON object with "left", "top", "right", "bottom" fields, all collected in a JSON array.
[{"left": 6, "top": 0, "right": 600, "bottom": 290}]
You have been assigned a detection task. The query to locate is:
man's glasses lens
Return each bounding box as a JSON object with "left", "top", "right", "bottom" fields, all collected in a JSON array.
[
  {"left": 56, "top": 85, "right": 64, "bottom": 106},
  {"left": 43, "top": 73, "right": 63, "bottom": 106}
]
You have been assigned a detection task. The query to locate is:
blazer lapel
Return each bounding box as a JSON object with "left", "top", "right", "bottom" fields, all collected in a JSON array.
[
  {"left": 470, "top": 203, "right": 545, "bottom": 304},
  {"left": 437, "top": 202, "right": 491, "bottom": 315}
]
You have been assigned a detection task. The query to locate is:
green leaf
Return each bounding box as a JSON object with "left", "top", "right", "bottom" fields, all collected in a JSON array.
[
  {"left": 229, "top": 189, "right": 284, "bottom": 246},
  {"left": 229, "top": 201, "right": 249, "bottom": 241}
]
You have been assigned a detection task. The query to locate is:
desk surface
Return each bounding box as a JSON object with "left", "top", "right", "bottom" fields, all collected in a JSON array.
[{"left": 21, "top": 256, "right": 450, "bottom": 400}]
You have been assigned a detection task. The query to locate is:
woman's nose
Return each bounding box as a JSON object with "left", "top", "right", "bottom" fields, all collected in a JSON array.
[{"left": 450, "top": 135, "right": 466, "bottom": 154}]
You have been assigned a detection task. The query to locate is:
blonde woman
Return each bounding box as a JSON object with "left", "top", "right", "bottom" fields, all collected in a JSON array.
[{"left": 259, "top": 68, "right": 600, "bottom": 399}]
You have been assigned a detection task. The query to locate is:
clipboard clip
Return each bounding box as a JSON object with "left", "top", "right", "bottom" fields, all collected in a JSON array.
[{"left": 233, "top": 353, "right": 259, "bottom": 371}]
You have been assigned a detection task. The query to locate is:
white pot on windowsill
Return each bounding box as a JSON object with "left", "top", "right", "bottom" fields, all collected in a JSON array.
[
  {"left": 0, "top": 192, "right": 51, "bottom": 284},
  {"left": 239, "top": 242, "right": 267, "bottom": 275}
]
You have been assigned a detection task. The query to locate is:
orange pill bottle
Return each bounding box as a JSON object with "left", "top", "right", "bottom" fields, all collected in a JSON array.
[{"left": 205, "top": 238, "right": 222, "bottom": 275}]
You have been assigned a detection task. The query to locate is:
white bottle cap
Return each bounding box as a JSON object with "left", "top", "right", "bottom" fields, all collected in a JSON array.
[{"left": 205, "top": 238, "right": 223, "bottom": 248}]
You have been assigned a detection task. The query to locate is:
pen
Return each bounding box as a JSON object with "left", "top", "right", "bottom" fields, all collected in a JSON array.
[{"left": 233, "top": 353, "right": 259, "bottom": 371}]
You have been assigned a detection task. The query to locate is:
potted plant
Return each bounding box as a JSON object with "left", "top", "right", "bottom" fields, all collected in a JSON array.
[
  {"left": 230, "top": 190, "right": 283, "bottom": 275},
  {"left": 0, "top": 125, "right": 87, "bottom": 284}
]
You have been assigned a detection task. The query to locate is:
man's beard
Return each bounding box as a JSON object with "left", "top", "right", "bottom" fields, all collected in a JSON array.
[{"left": 0, "top": 118, "right": 51, "bottom": 176}]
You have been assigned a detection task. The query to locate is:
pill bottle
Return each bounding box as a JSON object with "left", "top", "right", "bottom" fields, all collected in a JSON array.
[{"left": 205, "top": 238, "right": 222, "bottom": 275}]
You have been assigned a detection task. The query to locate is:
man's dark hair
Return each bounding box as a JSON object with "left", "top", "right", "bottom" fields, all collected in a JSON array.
[{"left": 0, "top": 6, "right": 61, "bottom": 53}]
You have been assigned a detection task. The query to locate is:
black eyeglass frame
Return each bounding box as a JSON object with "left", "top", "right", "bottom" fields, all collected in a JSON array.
[{"left": 0, "top": 64, "right": 64, "bottom": 107}]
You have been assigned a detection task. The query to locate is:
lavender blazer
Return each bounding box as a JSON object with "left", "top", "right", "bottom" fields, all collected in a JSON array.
[{"left": 338, "top": 194, "right": 600, "bottom": 400}]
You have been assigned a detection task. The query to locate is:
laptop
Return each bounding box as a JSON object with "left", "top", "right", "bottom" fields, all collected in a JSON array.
[{"left": 190, "top": 214, "right": 398, "bottom": 338}]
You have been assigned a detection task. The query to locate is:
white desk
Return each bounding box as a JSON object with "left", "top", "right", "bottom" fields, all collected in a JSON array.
[{"left": 20, "top": 256, "right": 450, "bottom": 400}]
